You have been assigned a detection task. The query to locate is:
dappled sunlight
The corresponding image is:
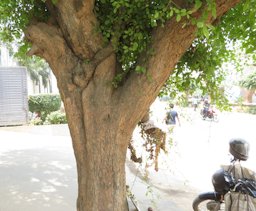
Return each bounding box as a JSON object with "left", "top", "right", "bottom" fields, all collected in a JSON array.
[
  {"left": 49, "top": 161, "right": 73, "bottom": 171},
  {"left": 0, "top": 148, "right": 77, "bottom": 211}
]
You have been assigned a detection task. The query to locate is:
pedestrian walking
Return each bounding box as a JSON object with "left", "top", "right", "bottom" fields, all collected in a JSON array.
[{"left": 165, "top": 103, "right": 180, "bottom": 126}]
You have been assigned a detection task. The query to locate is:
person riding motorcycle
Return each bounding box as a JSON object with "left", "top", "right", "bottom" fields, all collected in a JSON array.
[
  {"left": 202, "top": 99, "right": 210, "bottom": 117},
  {"left": 192, "top": 138, "right": 256, "bottom": 211}
]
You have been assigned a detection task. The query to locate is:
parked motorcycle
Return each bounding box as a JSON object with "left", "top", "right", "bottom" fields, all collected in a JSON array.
[{"left": 192, "top": 138, "right": 256, "bottom": 211}]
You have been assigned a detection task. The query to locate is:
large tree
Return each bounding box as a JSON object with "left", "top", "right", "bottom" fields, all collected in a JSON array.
[{"left": 1, "top": 0, "right": 255, "bottom": 210}]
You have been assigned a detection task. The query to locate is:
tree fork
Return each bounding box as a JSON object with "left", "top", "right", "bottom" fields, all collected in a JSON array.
[{"left": 23, "top": 1, "right": 243, "bottom": 211}]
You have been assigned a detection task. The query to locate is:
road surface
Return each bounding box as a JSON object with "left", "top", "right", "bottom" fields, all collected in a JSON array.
[{"left": 0, "top": 106, "right": 255, "bottom": 210}]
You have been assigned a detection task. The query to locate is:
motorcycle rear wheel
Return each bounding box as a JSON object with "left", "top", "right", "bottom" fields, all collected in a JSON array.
[
  {"left": 192, "top": 192, "right": 223, "bottom": 211},
  {"left": 193, "top": 198, "right": 224, "bottom": 211}
]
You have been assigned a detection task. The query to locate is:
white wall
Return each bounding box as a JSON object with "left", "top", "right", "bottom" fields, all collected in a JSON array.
[
  {"left": 0, "top": 45, "right": 17, "bottom": 66},
  {"left": 0, "top": 44, "right": 58, "bottom": 95}
]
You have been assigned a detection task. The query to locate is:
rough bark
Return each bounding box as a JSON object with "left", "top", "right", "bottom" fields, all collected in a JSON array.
[{"left": 24, "top": 0, "right": 241, "bottom": 210}]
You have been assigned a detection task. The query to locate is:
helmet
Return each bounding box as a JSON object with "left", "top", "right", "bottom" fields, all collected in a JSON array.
[
  {"left": 229, "top": 138, "right": 249, "bottom": 161},
  {"left": 212, "top": 169, "right": 234, "bottom": 194}
]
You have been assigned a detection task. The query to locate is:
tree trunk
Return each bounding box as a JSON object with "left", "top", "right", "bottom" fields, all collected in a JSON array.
[
  {"left": 67, "top": 110, "right": 130, "bottom": 211},
  {"left": 75, "top": 128, "right": 128, "bottom": 211},
  {"left": 58, "top": 54, "right": 132, "bottom": 210},
  {"left": 74, "top": 121, "right": 129, "bottom": 211}
]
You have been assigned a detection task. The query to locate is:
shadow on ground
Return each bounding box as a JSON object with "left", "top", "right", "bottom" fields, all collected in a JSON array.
[{"left": 0, "top": 148, "right": 77, "bottom": 211}]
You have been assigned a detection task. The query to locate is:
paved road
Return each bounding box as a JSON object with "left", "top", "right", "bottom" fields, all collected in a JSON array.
[
  {"left": 0, "top": 124, "right": 194, "bottom": 211},
  {"left": 127, "top": 101, "right": 256, "bottom": 210},
  {"left": 0, "top": 125, "right": 77, "bottom": 211},
  {"left": 0, "top": 108, "right": 255, "bottom": 211}
]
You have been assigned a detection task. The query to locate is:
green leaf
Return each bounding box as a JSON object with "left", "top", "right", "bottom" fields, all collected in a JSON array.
[
  {"left": 243, "top": 0, "right": 250, "bottom": 11},
  {"left": 154, "top": 11, "right": 159, "bottom": 19},
  {"left": 212, "top": 7, "right": 217, "bottom": 18},
  {"left": 176, "top": 14, "right": 181, "bottom": 22},
  {"left": 180, "top": 9, "right": 187, "bottom": 16},
  {"left": 197, "top": 22, "right": 204, "bottom": 28},
  {"left": 195, "top": 0, "right": 202, "bottom": 10},
  {"left": 169, "top": 10, "right": 174, "bottom": 17},
  {"left": 202, "top": 26, "right": 209, "bottom": 38},
  {"left": 151, "top": 20, "right": 157, "bottom": 27},
  {"left": 135, "top": 66, "right": 146, "bottom": 74},
  {"left": 132, "top": 42, "right": 139, "bottom": 51},
  {"left": 52, "top": 0, "right": 58, "bottom": 5}
]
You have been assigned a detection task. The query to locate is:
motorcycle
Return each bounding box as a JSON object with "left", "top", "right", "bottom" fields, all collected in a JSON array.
[
  {"left": 200, "top": 107, "right": 218, "bottom": 122},
  {"left": 192, "top": 138, "right": 256, "bottom": 211}
]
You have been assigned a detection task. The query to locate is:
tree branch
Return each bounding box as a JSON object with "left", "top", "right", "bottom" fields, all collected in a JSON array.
[
  {"left": 25, "top": 22, "right": 77, "bottom": 79},
  {"left": 25, "top": 19, "right": 114, "bottom": 94},
  {"left": 52, "top": 0, "right": 103, "bottom": 59},
  {"left": 117, "top": 0, "right": 241, "bottom": 125}
]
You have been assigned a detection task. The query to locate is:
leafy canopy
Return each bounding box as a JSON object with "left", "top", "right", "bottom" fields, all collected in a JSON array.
[
  {"left": 0, "top": 1, "right": 217, "bottom": 82},
  {"left": 161, "top": 0, "right": 256, "bottom": 107},
  {"left": 0, "top": 0, "right": 256, "bottom": 105},
  {"left": 95, "top": 0, "right": 220, "bottom": 86},
  {"left": 0, "top": 0, "right": 49, "bottom": 42}
]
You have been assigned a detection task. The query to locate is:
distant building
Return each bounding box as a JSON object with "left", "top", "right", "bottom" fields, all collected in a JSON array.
[
  {"left": 0, "top": 66, "right": 29, "bottom": 126},
  {"left": 0, "top": 44, "right": 58, "bottom": 95},
  {"left": 0, "top": 45, "right": 28, "bottom": 125},
  {"left": 0, "top": 45, "right": 17, "bottom": 66}
]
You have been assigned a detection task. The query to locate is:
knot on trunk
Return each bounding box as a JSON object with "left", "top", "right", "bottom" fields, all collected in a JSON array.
[{"left": 72, "top": 61, "right": 95, "bottom": 89}]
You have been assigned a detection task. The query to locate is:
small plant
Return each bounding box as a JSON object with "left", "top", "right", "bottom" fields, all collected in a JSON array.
[
  {"left": 246, "top": 106, "right": 256, "bottom": 115},
  {"left": 30, "top": 117, "right": 43, "bottom": 125},
  {"left": 28, "top": 94, "right": 62, "bottom": 121},
  {"left": 45, "top": 110, "right": 67, "bottom": 124}
]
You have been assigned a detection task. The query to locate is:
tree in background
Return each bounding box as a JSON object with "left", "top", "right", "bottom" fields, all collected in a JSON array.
[
  {"left": 240, "top": 70, "right": 256, "bottom": 103},
  {"left": 0, "top": 42, "right": 51, "bottom": 93},
  {"left": 17, "top": 56, "right": 51, "bottom": 93},
  {"left": 1, "top": 0, "right": 256, "bottom": 210}
]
